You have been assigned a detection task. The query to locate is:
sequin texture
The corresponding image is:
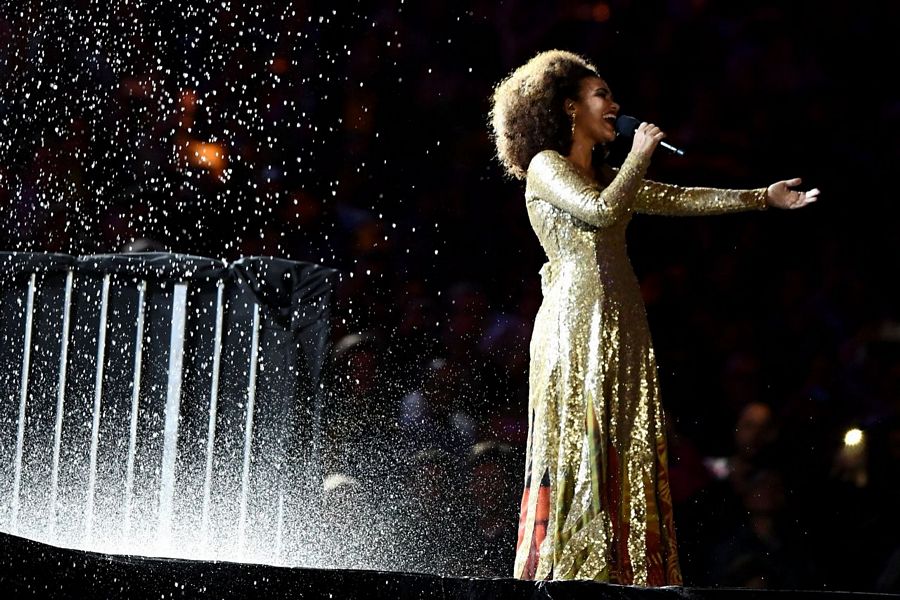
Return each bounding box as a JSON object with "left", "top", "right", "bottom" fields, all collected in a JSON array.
[{"left": 514, "top": 149, "right": 767, "bottom": 585}]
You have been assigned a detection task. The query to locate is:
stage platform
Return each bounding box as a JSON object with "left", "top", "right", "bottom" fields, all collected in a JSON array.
[{"left": 1, "top": 531, "right": 895, "bottom": 600}]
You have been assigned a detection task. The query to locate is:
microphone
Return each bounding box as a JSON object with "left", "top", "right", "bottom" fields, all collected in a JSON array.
[{"left": 615, "top": 115, "right": 685, "bottom": 156}]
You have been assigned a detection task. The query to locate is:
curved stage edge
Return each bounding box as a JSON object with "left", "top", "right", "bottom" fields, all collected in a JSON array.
[{"left": 1, "top": 532, "right": 895, "bottom": 599}]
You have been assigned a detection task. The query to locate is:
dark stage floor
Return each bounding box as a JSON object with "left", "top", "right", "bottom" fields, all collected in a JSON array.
[{"left": 1, "top": 531, "right": 897, "bottom": 600}]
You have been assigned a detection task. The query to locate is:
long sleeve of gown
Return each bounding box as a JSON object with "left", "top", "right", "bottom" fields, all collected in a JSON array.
[
  {"left": 527, "top": 150, "right": 650, "bottom": 228},
  {"left": 630, "top": 176, "right": 769, "bottom": 216}
]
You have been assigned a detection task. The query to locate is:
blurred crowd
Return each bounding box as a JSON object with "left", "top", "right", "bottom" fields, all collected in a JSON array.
[{"left": 1, "top": 0, "right": 898, "bottom": 591}]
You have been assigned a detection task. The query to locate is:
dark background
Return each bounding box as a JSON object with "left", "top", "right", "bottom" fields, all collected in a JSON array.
[{"left": 1, "top": 0, "right": 898, "bottom": 591}]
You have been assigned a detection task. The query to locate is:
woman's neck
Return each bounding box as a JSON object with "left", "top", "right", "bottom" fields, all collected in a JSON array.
[{"left": 566, "top": 138, "right": 595, "bottom": 179}]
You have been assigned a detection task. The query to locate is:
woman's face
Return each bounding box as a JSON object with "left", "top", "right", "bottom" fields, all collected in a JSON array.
[{"left": 568, "top": 76, "right": 619, "bottom": 145}]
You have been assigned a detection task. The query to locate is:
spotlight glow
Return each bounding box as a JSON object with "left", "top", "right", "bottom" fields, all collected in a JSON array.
[{"left": 843, "top": 428, "right": 863, "bottom": 447}]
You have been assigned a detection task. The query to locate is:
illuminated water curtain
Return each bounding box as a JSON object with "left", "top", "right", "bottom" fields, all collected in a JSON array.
[{"left": 0, "top": 252, "right": 336, "bottom": 564}]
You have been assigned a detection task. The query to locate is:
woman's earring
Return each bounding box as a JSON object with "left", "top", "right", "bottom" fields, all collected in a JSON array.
[{"left": 570, "top": 112, "right": 576, "bottom": 137}]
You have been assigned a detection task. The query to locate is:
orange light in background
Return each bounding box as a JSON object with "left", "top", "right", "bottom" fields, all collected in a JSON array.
[
  {"left": 592, "top": 2, "right": 611, "bottom": 22},
  {"left": 270, "top": 56, "right": 289, "bottom": 75},
  {"left": 179, "top": 89, "right": 197, "bottom": 126},
  {"left": 186, "top": 140, "right": 227, "bottom": 178}
]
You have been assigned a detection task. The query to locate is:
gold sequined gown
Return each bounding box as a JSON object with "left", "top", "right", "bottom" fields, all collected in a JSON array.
[{"left": 514, "top": 149, "right": 767, "bottom": 585}]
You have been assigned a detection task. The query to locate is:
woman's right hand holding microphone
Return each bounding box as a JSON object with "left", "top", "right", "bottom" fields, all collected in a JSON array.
[{"left": 631, "top": 121, "right": 667, "bottom": 161}]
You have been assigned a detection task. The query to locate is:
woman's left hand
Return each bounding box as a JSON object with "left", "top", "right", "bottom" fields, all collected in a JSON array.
[{"left": 766, "top": 178, "right": 820, "bottom": 209}]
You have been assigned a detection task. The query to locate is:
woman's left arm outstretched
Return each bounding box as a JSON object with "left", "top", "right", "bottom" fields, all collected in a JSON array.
[{"left": 628, "top": 173, "right": 819, "bottom": 215}]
